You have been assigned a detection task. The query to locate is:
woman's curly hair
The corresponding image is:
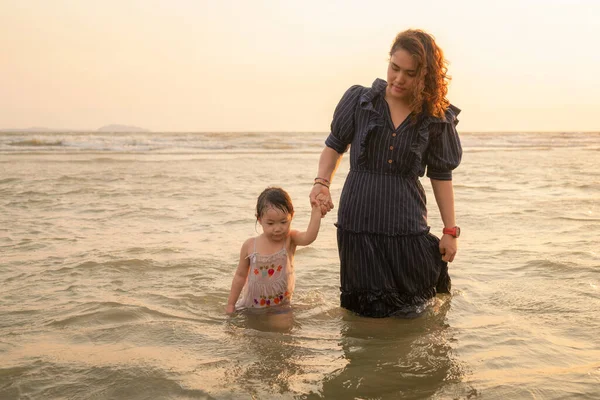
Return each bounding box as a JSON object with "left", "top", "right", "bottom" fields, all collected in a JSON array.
[{"left": 389, "top": 29, "right": 451, "bottom": 120}]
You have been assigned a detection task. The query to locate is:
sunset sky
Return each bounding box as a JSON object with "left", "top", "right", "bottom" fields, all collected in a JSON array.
[{"left": 1, "top": 0, "right": 599, "bottom": 132}]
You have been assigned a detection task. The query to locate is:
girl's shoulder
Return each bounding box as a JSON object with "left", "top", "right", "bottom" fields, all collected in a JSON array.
[{"left": 241, "top": 236, "right": 257, "bottom": 256}]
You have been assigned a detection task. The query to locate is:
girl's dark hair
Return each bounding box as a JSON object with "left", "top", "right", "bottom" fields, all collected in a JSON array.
[
  {"left": 256, "top": 187, "right": 294, "bottom": 220},
  {"left": 389, "top": 29, "right": 451, "bottom": 120}
]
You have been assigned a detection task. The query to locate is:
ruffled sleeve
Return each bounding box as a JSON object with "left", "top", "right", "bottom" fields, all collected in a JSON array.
[
  {"left": 325, "top": 85, "right": 364, "bottom": 154},
  {"left": 424, "top": 105, "right": 462, "bottom": 181}
]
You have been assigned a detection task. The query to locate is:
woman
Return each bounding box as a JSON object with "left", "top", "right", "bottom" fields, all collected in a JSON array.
[{"left": 310, "top": 29, "right": 462, "bottom": 318}]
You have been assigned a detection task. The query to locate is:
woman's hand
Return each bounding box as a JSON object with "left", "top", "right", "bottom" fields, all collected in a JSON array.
[
  {"left": 225, "top": 304, "right": 235, "bottom": 314},
  {"left": 310, "top": 184, "right": 334, "bottom": 217},
  {"left": 439, "top": 234, "right": 457, "bottom": 263}
]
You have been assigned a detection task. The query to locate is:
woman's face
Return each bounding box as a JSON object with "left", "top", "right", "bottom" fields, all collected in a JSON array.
[{"left": 386, "top": 48, "right": 418, "bottom": 103}]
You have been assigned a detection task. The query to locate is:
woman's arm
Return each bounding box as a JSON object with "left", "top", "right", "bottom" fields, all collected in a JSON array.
[
  {"left": 291, "top": 205, "right": 322, "bottom": 246},
  {"left": 225, "top": 239, "right": 251, "bottom": 314},
  {"left": 430, "top": 178, "right": 458, "bottom": 263},
  {"left": 309, "top": 146, "right": 344, "bottom": 215}
]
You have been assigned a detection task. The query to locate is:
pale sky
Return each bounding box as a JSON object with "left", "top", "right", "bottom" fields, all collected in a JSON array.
[{"left": 1, "top": 0, "right": 599, "bottom": 132}]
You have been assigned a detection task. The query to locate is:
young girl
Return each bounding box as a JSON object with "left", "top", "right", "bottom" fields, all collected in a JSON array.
[{"left": 226, "top": 187, "right": 322, "bottom": 314}]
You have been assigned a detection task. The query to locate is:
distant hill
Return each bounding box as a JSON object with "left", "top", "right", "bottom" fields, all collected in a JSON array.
[{"left": 97, "top": 124, "right": 149, "bottom": 132}]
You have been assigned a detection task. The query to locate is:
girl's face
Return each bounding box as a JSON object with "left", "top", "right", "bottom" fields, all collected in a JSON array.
[
  {"left": 258, "top": 206, "right": 292, "bottom": 243},
  {"left": 386, "top": 48, "right": 418, "bottom": 103}
]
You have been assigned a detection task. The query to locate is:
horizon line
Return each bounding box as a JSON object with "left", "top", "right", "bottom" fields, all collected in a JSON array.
[{"left": 1, "top": 129, "right": 599, "bottom": 134}]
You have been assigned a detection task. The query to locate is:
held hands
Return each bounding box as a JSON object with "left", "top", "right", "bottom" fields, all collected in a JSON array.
[
  {"left": 439, "top": 234, "right": 457, "bottom": 263},
  {"left": 310, "top": 183, "right": 334, "bottom": 217}
]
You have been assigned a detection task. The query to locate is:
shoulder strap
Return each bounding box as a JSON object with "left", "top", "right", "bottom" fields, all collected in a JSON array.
[{"left": 245, "top": 237, "right": 258, "bottom": 260}]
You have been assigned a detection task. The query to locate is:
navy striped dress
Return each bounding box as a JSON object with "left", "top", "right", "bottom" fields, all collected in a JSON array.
[{"left": 325, "top": 78, "right": 462, "bottom": 318}]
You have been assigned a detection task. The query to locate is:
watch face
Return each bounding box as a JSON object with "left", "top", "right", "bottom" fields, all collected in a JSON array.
[{"left": 444, "top": 226, "right": 460, "bottom": 238}]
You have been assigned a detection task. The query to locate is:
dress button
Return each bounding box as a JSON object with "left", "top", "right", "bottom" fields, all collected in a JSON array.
[
  {"left": 389, "top": 145, "right": 394, "bottom": 150},
  {"left": 388, "top": 159, "right": 393, "bottom": 164},
  {"left": 392, "top": 133, "right": 397, "bottom": 137}
]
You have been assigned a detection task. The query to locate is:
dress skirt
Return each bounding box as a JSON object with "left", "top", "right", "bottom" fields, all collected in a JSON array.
[{"left": 338, "top": 228, "right": 451, "bottom": 318}]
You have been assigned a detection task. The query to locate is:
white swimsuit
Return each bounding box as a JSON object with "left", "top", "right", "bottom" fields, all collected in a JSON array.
[{"left": 235, "top": 238, "right": 295, "bottom": 310}]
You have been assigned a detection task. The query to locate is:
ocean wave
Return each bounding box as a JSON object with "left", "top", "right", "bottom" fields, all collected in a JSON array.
[
  {"left": 554, "top": 216, "right": 600, "bottom": 222},
  {"left": 47, "top": 302, "right": 192, "bottom": 328},
  {"left": 1, "top": 131, "right": 599, "bottom": 155},
  {"left": 8, "top": 139, "right": 64, "bottom": 147},
  {"left": 52, "top": 259, "right": 155, "bottom": 274}
]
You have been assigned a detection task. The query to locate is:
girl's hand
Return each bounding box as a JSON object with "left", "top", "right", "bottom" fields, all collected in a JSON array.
[
  {"left": 225, "top": 304, "right": 235, "bottom": 314},
  {"left": 310, "top": 184, "right": 333, "bottom": 216},
  {"left": 439, "top": 234, "right": 457, "bottom": 263}
]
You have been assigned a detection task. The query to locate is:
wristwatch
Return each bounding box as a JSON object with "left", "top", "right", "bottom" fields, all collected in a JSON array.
[{"left": 443, "top": 226, "right": 460, "bottom": 238}]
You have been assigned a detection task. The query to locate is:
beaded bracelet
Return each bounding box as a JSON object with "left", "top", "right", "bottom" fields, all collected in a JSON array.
[
  {"left": 314, "top": 177, "right": 330, "bottom": 188},
  {"left": 314, "top": 177, "right": 330, "bottom": 184},
  {"left": 313, "top": 181, "right": 330, "bottom": 189}
]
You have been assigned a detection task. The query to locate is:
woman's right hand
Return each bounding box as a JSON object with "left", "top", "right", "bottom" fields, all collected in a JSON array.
[{"left": 310, "top": 184, "right": 334, "bottom": 217}]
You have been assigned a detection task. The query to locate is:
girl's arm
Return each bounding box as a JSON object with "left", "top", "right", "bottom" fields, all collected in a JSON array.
[
  {"left": 225, "top": 239, "right": 251, "bottom": 314},
  {"left": 430, "top": 178, "right": 458, "bottom": 263},
  {"left": 291, "top": 205, "right": 322, "bottom": 247},
  {"left": 309, "top": 146, "right": 343, "bottom": 215}
]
